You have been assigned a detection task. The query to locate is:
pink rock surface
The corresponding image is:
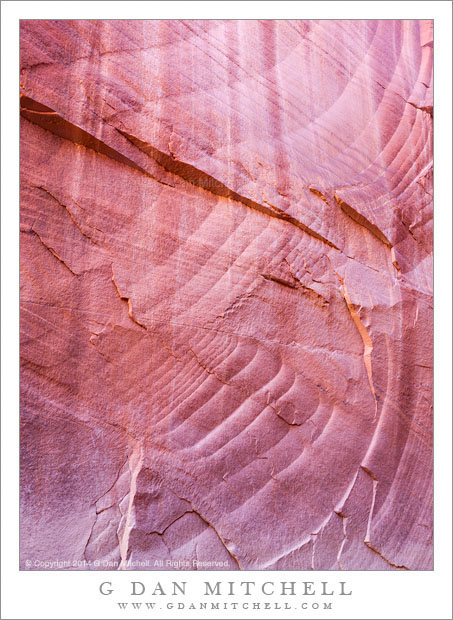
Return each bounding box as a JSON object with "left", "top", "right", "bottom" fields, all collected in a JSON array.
[{"left": 20, "top": 20, "right": 433, "bottom": 570}]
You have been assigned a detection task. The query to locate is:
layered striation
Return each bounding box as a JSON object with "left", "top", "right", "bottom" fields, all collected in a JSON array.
[{"left": 20, "top": 19, "right": 433, "bottom": 570}]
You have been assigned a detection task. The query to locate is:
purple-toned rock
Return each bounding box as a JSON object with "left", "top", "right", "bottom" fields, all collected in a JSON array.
[{"left": 20, "top": 19, "right": 433, "bottom": 570}]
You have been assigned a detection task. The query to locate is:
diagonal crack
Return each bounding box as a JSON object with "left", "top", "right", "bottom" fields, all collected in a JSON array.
[
  {"left": 22, "top": 96, "right": 342, "bottom": 251},
  {"left": 406, "top": 101, "right": 433, "bottom": 117},
  {"left": 261, "top": 273, "right": 297, "bottom": 289},
  {"left": 365, "top": 542, "right": 410, "bottom": 570},
  {"left": 117, "top": 128, "right": 340, "bottom": 250},
  {"left": 30, "top": 228, "right": 79, "bottom": 277},
  {"left": 145, "top": 511, "right": 194, "bottom": 537},
  {"left": 334, "top": 193, "right": 392, "bottom": 249},
  {"left": 20, "top": 94, "right": 168, "bottom": 184},
  {"left": 187, "top": 346, "right": 231, "bottom": 387},
  {"left": 34, "top": 185, "right": 108, "bottom": 248},
  {"left": 375, "top": 81, "right": 433, "bottom": 118},
  {"left": 93, "top": 455, "right": 129, "bottom": 507},
  {"left": 187, "top": 501, "right": 242, "bottom": 569}
]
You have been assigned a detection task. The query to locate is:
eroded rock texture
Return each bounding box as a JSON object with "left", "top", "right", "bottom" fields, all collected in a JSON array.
[{"left": 20, "top": 20, "right": 433, "bottom": 570}]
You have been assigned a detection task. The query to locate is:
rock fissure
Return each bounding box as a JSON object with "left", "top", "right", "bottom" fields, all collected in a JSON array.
[{"left": 30, "top": 228, "right": 79, "bottom": 277}]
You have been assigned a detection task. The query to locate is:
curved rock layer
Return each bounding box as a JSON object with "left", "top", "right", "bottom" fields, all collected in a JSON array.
[{"left": 20, "top": 20, "right": 433, "bottom": 570}]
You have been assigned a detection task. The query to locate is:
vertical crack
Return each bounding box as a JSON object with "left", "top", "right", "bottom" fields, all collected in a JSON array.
[
  {"left": 118, "top": 444, "right": 144, "bottom": 569},
  {"left": 335, "top": 510, "right": 349, "bottom": 570},
  {"left": 361, "top": 465, "right": 379, "bottom": 551},
  {"left": 111, "top": 265, "right": 147, "bottom": 331},
  {"left": 332, "top": 268, "right": 378, "bottom": 419}
]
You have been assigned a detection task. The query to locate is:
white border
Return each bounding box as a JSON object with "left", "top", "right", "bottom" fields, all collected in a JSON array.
[{"left": 2, "top": 2, "right": 452, "bottom": 619}]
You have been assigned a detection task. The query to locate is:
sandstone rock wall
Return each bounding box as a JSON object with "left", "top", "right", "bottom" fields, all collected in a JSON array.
[{"left": 20, "top": 19, "right": 433, "bottom": 570}]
